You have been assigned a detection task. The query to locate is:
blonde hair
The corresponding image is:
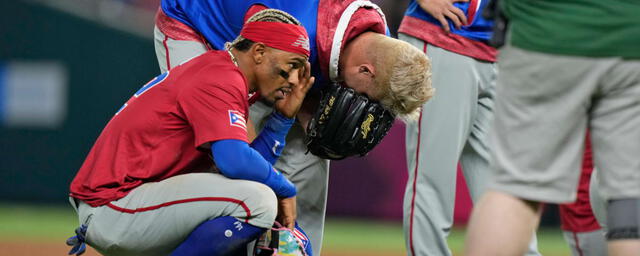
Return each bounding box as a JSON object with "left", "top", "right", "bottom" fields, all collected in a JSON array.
[
  {"left": 226, "top": 9, "right": 302, "bottom": 51},
  {"left": 371, "top": 37, "right": 434, "bottom": 121}
]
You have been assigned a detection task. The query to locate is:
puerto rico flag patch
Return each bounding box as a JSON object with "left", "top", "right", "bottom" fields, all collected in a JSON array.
[{"left": 228, "top": 110, "right": 247, "bottom": 131}]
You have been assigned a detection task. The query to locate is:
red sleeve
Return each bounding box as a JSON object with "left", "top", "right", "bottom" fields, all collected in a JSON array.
[{"left": 177, "top": 81, "right": 249, "bottom": 148}]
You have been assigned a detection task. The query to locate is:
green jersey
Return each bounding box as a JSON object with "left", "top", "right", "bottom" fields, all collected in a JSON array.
[{"left": 503, "top": 0, "right": 640, "bottom": 59}]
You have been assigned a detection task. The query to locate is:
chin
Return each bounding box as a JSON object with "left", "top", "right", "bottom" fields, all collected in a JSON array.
[
  {"left": 264, "top": 91, "right": 286, "bottom": 103},
  {"left": 260, "top": 94, "right": 277, "bottom": 104}
]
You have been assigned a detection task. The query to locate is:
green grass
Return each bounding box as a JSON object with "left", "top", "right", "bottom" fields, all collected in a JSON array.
[
  {"left": 323, "top": 218, "right": 406, "bottom": 253},
  {"left": 324, "top": 217, "right": 571, "bottom": 256},
  {"left": 0, "top": 203, "right": 571, "bottom": 255},
  {"left": 0, "top": 204, "right": 80, "bottom": 242}
]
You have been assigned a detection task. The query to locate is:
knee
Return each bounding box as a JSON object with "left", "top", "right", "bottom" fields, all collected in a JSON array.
[
  {"left": 243, "top": 182, "right": 278, "bottom": 228},
  {"left": 251, "top": 182, "right": 278, "bottom": 212}
]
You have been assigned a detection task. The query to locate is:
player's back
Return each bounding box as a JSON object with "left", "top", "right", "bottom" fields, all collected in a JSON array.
[
  {"left": 70, "top": 50, "right": 248, "bottom": 207},
  {"left": 159, "top": 0, "right": 319, "bottom": 62},
  {"left": 503, "top": 0, "right": 640, "bottom": 58}
]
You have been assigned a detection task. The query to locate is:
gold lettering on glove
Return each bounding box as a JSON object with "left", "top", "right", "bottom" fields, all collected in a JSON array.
[
  {"left": 319, "top": 96, "right": 335, "bottom": 123},
  {"left": 360, "top": 114, "right": 374, "bottom": 139}
]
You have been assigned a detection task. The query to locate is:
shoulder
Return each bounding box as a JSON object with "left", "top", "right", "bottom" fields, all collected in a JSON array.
[
  {"left": 177, "top": 51, "right": 248, "bottom": 99},
  {"left": 189, "top": 51, "right": 246, "bottom": 85}
]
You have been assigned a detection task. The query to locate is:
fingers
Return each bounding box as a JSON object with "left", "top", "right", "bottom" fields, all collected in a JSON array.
[
  {"left": 417, "top": 0, "right": 469, "bottom": 33},
  {"left": 284, "top": 217, "right": 295, "bottom": 230},
  {"left": 292, "top": 76, "right": 313, "bottom": 96},
  {"left": 297, "top": 63, "right": 306, "bottom": 85},
  {"left": 436, "top": 15, "right": 450, "bottom": 33},
  {"left": 304, "top": 77, "right": 315, "bottom": 92},
  {"left": 301, "top": 61, "right": 313, "bottom": 89},
  {"left": 437, "top": 6, "right": 468, "bottom": 32},
  {"left": 278, "top": 214, "right": 294, "bottom": 230},
  {"left": 445, "top": 10, "right": 463, "bottom": 29},
  {"left": 296, "top": 61, "right": 311, "bottom": 86},
  {"left": 294, "top": 62, "right": 314, "bottom": 95},
  {"left": 303, "top": 61, "right": 311, "bottom": 81},
  {"left": 449, "top": 6, "right": 468, "bottom": 27}
]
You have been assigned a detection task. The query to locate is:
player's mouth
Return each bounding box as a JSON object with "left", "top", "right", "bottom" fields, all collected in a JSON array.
[{"left": 274, "top": 87, "right": 292, "bottom": 100}]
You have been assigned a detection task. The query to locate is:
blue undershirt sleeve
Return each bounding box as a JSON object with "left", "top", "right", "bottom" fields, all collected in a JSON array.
[
  {"left": 249, "top": 112, "right": 295, "bottom": 165},
  {"left": 211, "top": 139, "right": 296, "bottom": 198}
]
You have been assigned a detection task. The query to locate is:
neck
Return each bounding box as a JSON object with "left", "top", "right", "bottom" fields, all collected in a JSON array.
[{"left": 231, "top": 48, "right": 257, "bottom": 92}]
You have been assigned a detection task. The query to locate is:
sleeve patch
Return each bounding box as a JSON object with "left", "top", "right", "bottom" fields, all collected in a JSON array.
[{"left": 229, "top": 110, "right": 247, "bottom": 131}]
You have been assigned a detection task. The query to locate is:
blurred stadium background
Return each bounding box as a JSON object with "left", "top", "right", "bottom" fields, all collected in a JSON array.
[{"left": 0, "top": 0, "right": 570, "bottom": 255}]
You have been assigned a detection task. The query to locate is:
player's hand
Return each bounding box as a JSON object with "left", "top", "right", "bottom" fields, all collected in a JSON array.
[
  {"left": 275, "top": 61, "right": 315, "bottom": 119},
  {"left": 277, "top": 196, "right": 297, "bottom": 230},
  {"left": 417, "top": 0, "right": 469, "bottom": 33}
]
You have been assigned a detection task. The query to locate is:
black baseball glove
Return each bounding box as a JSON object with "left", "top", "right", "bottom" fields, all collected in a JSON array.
[{"left": 305, "top": 84, "right": 395, "bottom": 160}]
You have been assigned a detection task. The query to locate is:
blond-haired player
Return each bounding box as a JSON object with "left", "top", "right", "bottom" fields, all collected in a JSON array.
[{"left": 153, "top": 1, "right": 433, "bottom": 255}]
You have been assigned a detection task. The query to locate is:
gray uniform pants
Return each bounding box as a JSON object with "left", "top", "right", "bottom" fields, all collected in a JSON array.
[
  {"left": 153, "top": 26, "right": 329, "bottom": 256},
  {"left": 562, "top": 229, "right": 607, "bottom": 256},
  {"left": 400, "top": 33, "right": 539, "bottom": 256},
  {"left": 71, "top": 173, "right": 277, "bottom": 256},
  {"left": 489, "top": 46, "right": 640, "bottom": 203}
]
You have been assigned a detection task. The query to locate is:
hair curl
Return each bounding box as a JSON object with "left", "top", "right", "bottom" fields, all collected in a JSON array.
[{"left": 226, "top": 9, "right": 302, "bottom": 51}]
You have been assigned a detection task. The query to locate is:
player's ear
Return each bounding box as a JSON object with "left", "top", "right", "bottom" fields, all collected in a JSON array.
[
  {"left": 359, "top": 64, "right": 375, "bottom": 78},
  {"left": 251, "top": 43, "right": 267, "bottom": 64}
]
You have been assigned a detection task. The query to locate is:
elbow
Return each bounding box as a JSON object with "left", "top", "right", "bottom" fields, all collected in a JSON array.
[
  {"left": 211, "top": 139, "right": 263, "bottom": 181},
  {"left": 215, "top": 157, "right": 247, "bottom": 179}
]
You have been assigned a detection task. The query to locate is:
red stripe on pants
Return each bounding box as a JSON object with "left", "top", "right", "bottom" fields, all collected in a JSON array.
[{"left": 106, "top": 197, "right": 252, "bottom": 223}]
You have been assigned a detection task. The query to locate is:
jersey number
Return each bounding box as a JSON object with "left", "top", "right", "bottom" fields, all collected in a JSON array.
[{"left": 116, "top": 71, "right": 169, "bottom": 115}]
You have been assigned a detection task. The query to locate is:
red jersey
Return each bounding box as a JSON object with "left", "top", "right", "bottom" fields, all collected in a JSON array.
[{"left": 70, "top": 50, "right": 250, "bottom": 207}]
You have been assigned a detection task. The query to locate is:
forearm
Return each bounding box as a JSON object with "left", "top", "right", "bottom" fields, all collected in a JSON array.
[
  {"left": 211, "top": 139, "right": 296, "bottom": 198},
  {"left": 249, "top": 112, "right": 295, "bottom": 164}
]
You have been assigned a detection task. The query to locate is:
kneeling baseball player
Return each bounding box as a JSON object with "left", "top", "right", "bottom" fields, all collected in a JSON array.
[
  {"left": 154, "top": 4, "right": 435, "bottom": 253},
  {"left": 66, "top": 15, "right": 314, "bottom": 256}
]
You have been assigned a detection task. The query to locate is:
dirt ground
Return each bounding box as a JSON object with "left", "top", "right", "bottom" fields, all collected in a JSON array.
[
  {"left": 0, "top": 241, "right": 97, "bottom": 256},
  {"left": 0, "top": 241, "right": 403, "bottom": 256}
]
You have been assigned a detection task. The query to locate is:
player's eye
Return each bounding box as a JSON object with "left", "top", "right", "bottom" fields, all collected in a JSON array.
[{"left": 279, "top": 69, "right": 290, "bottom": 79}]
